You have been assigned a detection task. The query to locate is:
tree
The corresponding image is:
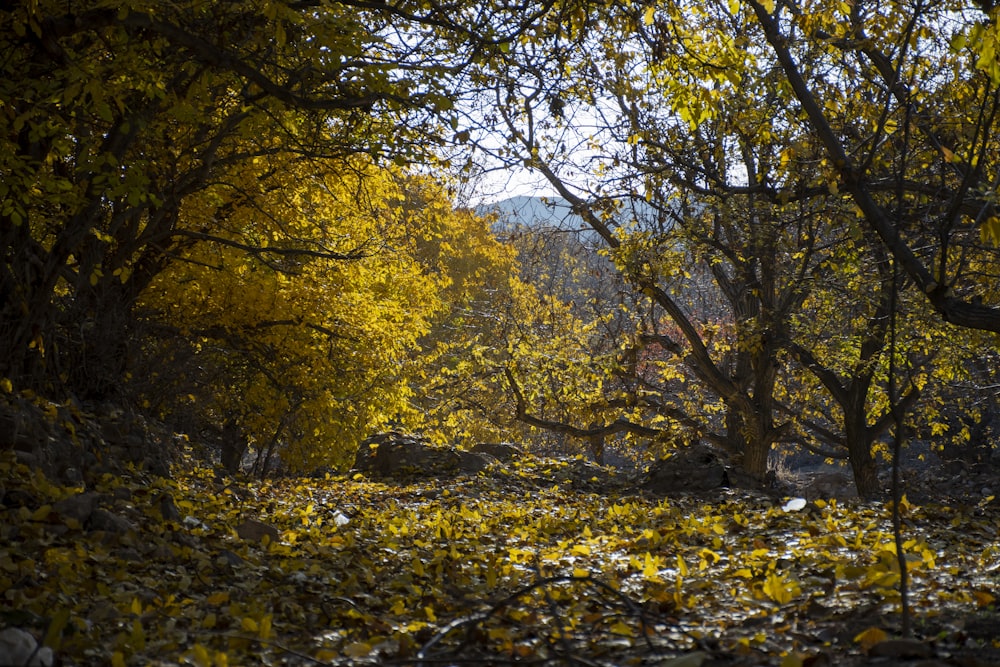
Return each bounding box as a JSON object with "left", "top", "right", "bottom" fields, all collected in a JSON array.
[
  {"left": 0, "top": 0, "right": 547, "bottom": 399},
  {"left": 412, "top": 207, "right": 629, "bottom": 458},
  {"left": 135, "top": 159, "right": 453, "bottom": 473},
  {"left": 743, "top": 0, "right": 1000, "bottom": 331},
  {"left": 458, "top": 0, "right": 1000, "bottom": 492}
]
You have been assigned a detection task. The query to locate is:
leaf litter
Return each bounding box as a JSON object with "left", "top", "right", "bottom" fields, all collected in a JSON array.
[{"left": 2, "top": 449, "right": 1000, "bottom": 666}]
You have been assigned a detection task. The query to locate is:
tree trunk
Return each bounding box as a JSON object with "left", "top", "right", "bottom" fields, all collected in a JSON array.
[
  {"left": 844, "top": 407, "right": 883, "bottom": 500},
  {"left": 850, "top": 454, "right": 882, "bottom": 500},
  {"left": 725, "top": 405, "right": 770, "bottom": 480},
  {"left": 587, "top": 423, "right": 606, "bottom": 465},
  {"left": 743, "top": 437, "right": 770, "bottom": 481},
  {"left": 221, "top": 420, "right": 246, "bottom": 474}
]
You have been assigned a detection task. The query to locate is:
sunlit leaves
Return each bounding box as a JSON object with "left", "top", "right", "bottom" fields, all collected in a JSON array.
[
  {"left": 138, "top": 162, "right": 486, "bottom": 471},
  {"left": 4, "top": 447, "right": 999, "bottom": 664}
]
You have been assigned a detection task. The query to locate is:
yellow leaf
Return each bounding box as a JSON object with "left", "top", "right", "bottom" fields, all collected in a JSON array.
[
  {"left": 974, "top": 590, "right": 995, "bottom": 608},
  {"left": 241, "top": 617, "right": 259, "bottom": 633},
  {"left": 642, "top": 6, "right": 656, "bottom": 25},
  {"left": 781, "top": 653, "right": 804, "bottom": 667},
  {"left": 131, "top": 619, "right": 145, "bottom": 650},
  {"left": 111, "top": 652, "right": 127, "bottom": 667},
  {"left": 0, "top": 377, "right": 11, "bottom": 393},
  {"left": 853, "top": 626, "right": 888, "bottom": 651},
  {"left": 609, "top": 620, "right": 633, "bottom": 636},
  {"left": 762, "top": 571, "right": 800, "bottom": 604},
  {"left": 571, "top": 544, "right": 591, "bottom": 556},
  {"left": 188, "top": 643, "right": 212, "bottom": 667},
  {"left": 42, "top": 608, "right": 70, "bottom": 650},
  {"left": 206, "top": 592, "right": 230, "bottom": 605},
  {"left": 981, "top": 216, "right": 1000, "bottom": 246},
  {"left": 344, "top": 642, "right": 372, "bottom": 658}
]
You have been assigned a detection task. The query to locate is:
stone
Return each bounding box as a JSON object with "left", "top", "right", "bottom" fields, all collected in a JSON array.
[
  {"left": 0, "top": 628, "right": 53, "bottom": 667},
  {"left": 219, "top": 549, "right": 246, "bottom": 566},
  {"left": 457, "top": 450, "right": 493, "bottom": 473},
  {"left": 868, "top": 638, "right": 932, "bottom": 659},
  {"left": 471, "top": 442, "right": 522, "bottom": 462},
  {"left": 53, "top": 491, "right": 100, "bottom": 524},
  {"left": 236, "top": 519, "right": 280, "bottom": 544},
  {"left": 157, "top": 493, "right": 182, "bottom": 522},
  {"left": 801, "top": 469, "right": 857, "bottom": 499},
  {"left": 89, "top": 508, "right": 135, "bottom": 534},
  {"left": 643, "top": 444, "right": 729, "bottom": 494},
  {"left": 353, "top": 432, "right": 493, "bottom": 478}
]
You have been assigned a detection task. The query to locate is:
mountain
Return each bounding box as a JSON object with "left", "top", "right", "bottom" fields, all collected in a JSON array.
[
  {"left": 475, "top": 195, "right": 585, "bottom": 232},
  {"left": 476, "top": 195, "right": 658, "bottom": 235}
]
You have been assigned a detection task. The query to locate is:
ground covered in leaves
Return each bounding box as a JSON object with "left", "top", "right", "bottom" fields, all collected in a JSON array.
[{"left": 3, "top": 447, "right": 1000, "bottom": 667}]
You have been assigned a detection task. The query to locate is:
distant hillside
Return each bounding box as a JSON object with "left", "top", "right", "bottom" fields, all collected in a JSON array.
[
  {"left": 476, "top": 195, "right": 658, "bottom": 234},
  {"left": 475, "top": 195, "right": 584, "bottom": 231}
]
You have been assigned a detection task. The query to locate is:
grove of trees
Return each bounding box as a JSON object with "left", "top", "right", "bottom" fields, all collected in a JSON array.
[
  {"left": 2, "top": 0, "right": 998, "bottom": 493},
  {"left": 5, "top": 1, "right": 1000, "bottom": 664},
  {"left": 456, "top": 0, "right": 1000, "bottom": 496}
]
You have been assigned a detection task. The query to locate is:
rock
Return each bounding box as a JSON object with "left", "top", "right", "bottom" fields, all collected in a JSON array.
[
  {"left": 457, "top": 450, "right": 493, "bottom": 473},
  {"left": 157, "top": 493, "right": 182, "bottom": 522},
  {"left": 14, "top": 451, "right": 40, "bottom": 468},
  {"left": 0, "top": 627, "right": 54, "bottom": 667},
  {"left": 59, "top": 466, "right": 83, "bottom": 484},
  {"left": 868, "top": 638, "right": 932, "bottom": 659},
  {"left": 643, "top": 444, "right": 729, "bottom": 494},
  {"left": 52, "top": 491, "right": 100, "bottom": 524},
  {"left": 89, "top": 508, "right": 135, "bottom": 534},
  {"left": 218, "top": 549, "right": 246, "bottom": 566},
  {"left": 116, "top": 547, "right": 143, "bottom": 562},
  {"left": 801, "top": 469, "right": 857, "bottom": 499},
  {"left": 471, "top": 442, "right": 522, "bottom": 462},
  {"left": 169, "top": 529, "right": 200, "bottom": 548},
  {"left": 353, "top": 432, "right": 493, "bottom": 478},
  {"left": 148, "top": 544, "right": 175, "bottom": 561},
  {"left": 236, "top": 519, "right": 280, "bottom": 544}
]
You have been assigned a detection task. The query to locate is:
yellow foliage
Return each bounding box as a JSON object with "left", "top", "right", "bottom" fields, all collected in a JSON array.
[{"left": 138, "top": 160, "right": 480, "bottom": 470}]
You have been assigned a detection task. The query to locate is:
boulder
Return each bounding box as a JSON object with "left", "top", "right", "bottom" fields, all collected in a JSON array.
[
  {"left": 471, "top": 442, "right": 522, "bottom": 462},
  {"left": 0, "top": 628, "right": 53, "bottom": 667},
  {"left": 236, "top": 519, "right": 280, "bottom": 544},
  {"left": 643, "top": 444, "right": 730, "bottom": 494},
  {"left": 801, "top": 469, "right": 857, "bottom": 499},
  {"left": 353, "top": 432, "right": 494, "bottom": 478},
  {"left": 53, "top": 491, "right": 101, "bottom": 524},
  {"left": 89, "top": 508, "right": 135, "bottom": 534}
]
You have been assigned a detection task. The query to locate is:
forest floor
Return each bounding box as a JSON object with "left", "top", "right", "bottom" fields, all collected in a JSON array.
[{"left": 3, "top": 439, "right": 1000, "bottom": 667}]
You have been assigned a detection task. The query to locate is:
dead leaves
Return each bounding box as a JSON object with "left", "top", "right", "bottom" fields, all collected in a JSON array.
[{"left": 2, "top": 450, "right": 1000, "bottom": 665}]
